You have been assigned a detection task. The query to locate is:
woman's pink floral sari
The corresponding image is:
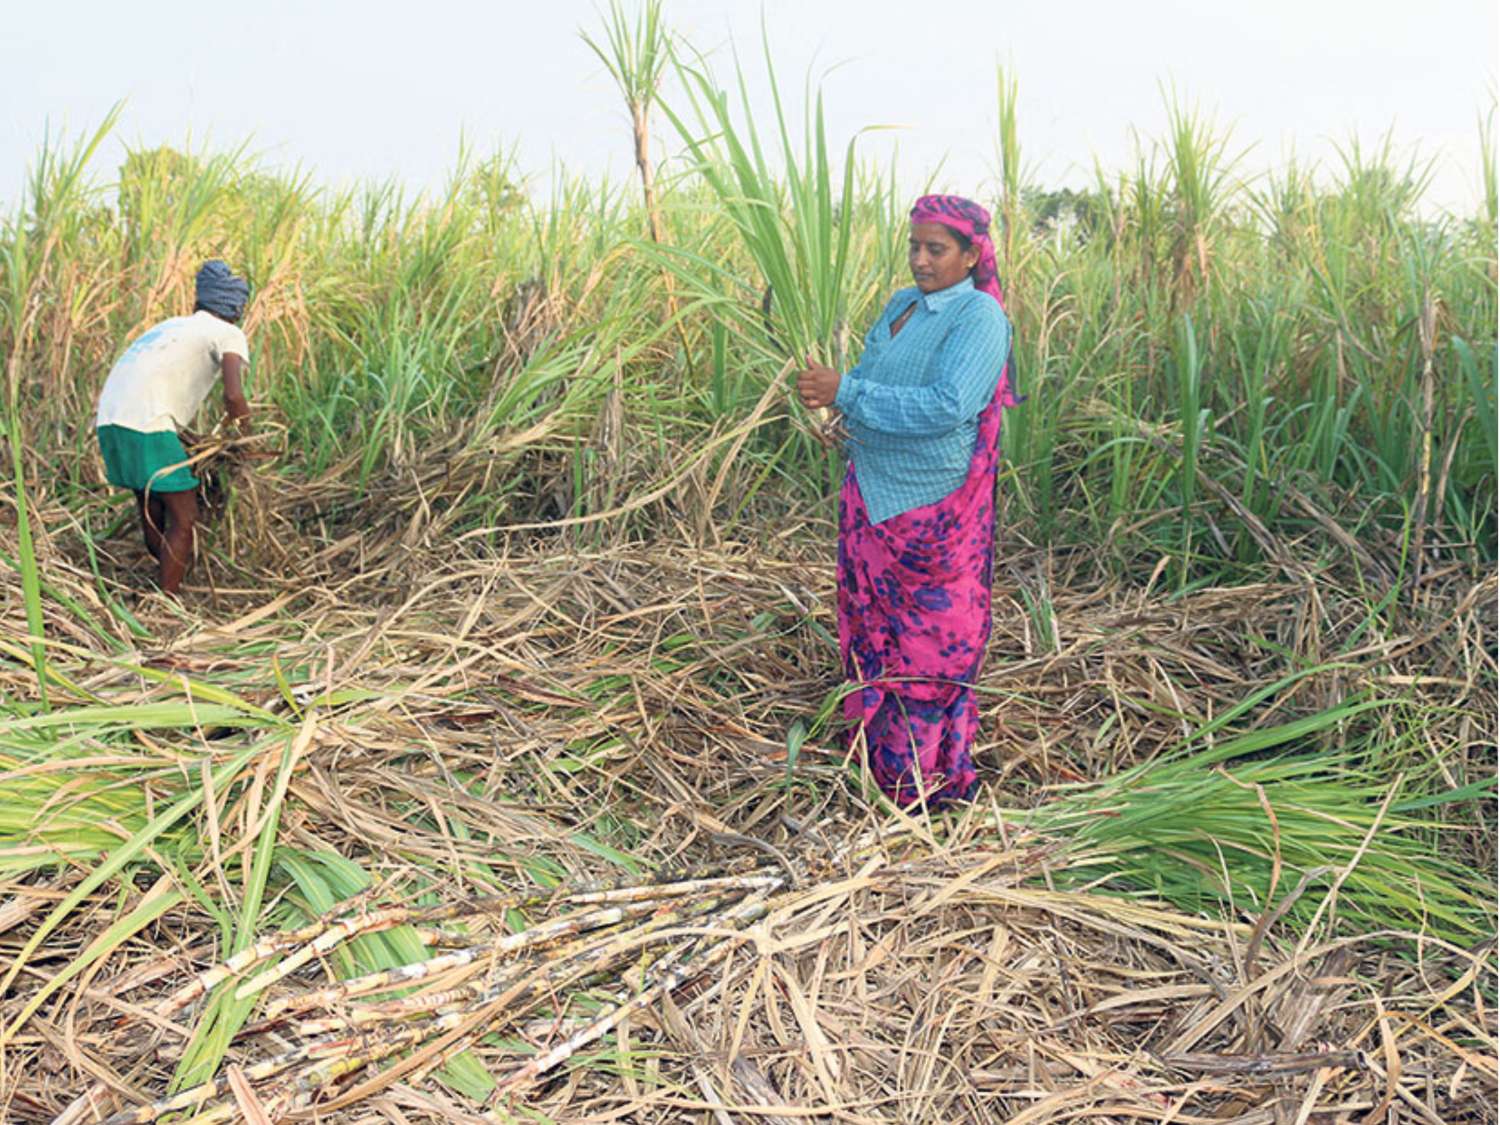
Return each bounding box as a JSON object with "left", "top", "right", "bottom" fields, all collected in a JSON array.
[
  {"left": 837, "top": 193, "right": 1015, "bottom": 808},
  {"left": 836, "top": 369, "right": 1006, "bottom": 807}
]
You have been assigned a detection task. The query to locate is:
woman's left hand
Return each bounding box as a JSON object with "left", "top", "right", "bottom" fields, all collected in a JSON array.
[{"left": 795, "top": 358, "right": 840, "bottom": 410}]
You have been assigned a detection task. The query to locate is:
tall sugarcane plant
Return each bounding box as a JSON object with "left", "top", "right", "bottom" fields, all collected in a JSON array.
[
  {"left": 659, "top": 32, "right": 877, "bottom": 399},
  {"left": 1, "top": 232, "right": 47, "bottom": 709},
  {"left": 1, "top": 109, "right": 121, "bottom": 708},
  {"left": 582, "top": 0, "right": 669, "bottom": 243}
]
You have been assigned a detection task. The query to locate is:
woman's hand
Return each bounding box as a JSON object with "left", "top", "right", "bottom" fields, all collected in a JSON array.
[{"left": 795, "top": 358, "right": 840, "bottom": 410}]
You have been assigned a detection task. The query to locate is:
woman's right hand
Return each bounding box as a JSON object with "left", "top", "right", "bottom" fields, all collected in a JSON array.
[{"left": 795, "top": 358, "right": 840, "bottom": 410}]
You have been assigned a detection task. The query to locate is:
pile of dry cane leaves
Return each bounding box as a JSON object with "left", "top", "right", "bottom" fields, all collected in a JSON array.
[{"left": 0, "top": 457, "right": 1495, "bottom": 1123}]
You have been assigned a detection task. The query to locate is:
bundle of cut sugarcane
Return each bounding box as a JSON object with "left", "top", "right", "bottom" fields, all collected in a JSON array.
[
  {"left": 52, "top": 859, "right": 794, "bottom": 1125},
  {"left": 662, "top": 42, "right": 874, "bottom": 452},
  {"left": 180, "top": 422, "right": 280, "bottom": 499},
  {"left": 176, "top": 421, "right": 287, "bottom": 568}
]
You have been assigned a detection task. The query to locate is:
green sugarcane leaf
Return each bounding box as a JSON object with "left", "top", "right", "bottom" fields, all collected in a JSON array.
[{"left": 785, "top": 718, "right": 807, "bottom": 784}]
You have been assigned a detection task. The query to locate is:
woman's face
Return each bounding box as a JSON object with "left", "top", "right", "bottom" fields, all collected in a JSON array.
[{"left": 908, "top": 222, "right": 979, "bottom": 293}]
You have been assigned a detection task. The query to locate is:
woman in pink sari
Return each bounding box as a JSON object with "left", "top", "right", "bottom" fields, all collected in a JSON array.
[{"left": 797, "top": 195, "right": 1016, "bottom": 807}]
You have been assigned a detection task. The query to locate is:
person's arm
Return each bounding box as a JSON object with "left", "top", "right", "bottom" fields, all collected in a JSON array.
[
  {"left": 834, "top": 304, "right": 1009, "bottom": 436},
  {"left": 221, "top": 352, "right": 251, "bottom": 435}
]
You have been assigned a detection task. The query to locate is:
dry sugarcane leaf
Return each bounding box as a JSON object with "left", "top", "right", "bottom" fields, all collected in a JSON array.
[{"left": 225, "top": 1065, "right": 275, "bottom": 1125}]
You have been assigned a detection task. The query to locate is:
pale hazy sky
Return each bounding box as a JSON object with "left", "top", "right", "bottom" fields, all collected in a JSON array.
[{"left": 3, "top": 0, "right": 1496, "bottom": 214}]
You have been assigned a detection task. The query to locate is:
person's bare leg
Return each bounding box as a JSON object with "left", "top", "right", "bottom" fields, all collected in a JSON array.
[
  {"left": 158, "top": 489, "right": 198, "bottom": 595},
  {"left": 136, "top": 490, "right": 165, "bottom": 560}
]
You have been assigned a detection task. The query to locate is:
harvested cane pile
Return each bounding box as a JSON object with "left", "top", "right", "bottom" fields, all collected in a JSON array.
[
  {"left": 52, "top": 859, "right": 798, "bottom": 1122},
  {"left": 1, "top": 484, "right": 1496, "bottom": 1121}
]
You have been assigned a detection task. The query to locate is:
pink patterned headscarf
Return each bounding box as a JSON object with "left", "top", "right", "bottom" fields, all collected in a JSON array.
[
  {"left": 909, "top": 194, "right": 1004, "bottom": 310},
  {"left": 910, "top": 194, "right": 1018, "bottom": 406}
]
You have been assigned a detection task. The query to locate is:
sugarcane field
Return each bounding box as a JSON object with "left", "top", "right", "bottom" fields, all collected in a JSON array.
[{"left": 1, "top": 3, "right": 1496, "bottom": 1122}]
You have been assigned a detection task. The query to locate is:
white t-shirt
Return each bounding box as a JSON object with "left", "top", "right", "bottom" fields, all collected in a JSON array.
[{"left": 95, "top": 311, "right": 249, "bottom": 433}]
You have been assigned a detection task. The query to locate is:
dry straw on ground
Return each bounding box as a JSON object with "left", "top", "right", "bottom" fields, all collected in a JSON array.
[{"left": 0, "top": 472, "right": 1495, "bottom": 1123}]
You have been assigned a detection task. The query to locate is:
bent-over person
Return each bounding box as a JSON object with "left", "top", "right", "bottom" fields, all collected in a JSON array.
[{"left": 95, "top": 260, "right": 252, "bottom": 595}]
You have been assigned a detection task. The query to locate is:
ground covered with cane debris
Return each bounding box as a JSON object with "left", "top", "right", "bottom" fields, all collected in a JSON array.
[{"left": 2, "top": 515, "right": 1494, "bottom": 1122}]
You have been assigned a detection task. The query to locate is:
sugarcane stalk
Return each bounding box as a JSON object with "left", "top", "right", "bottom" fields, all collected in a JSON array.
[
  {"left": 493, "top": 896, "right": 772, "bottom": 1097},
  {"left": 252, "top": 896, "right": 670, "bottom": 1013},
  {"left": 60, "top": 874, "right": 792, "bottom": 1125},
  {"left": 151, "top": 864, "right": 771, "bottom": 1021},
  {"left": 167, "top": 1104, "right": 240, "bottom": 1125},
  {"left": 230, "top": 869, "right": 783, "bottom": 1001},
  {"left": 283, "top": 894, "right": 781, "bottom": 1113},
  {"left": 89, "top": 1021, "right": 384, "bottom": 1125},
  {"left": 294, "top": 889, "right": 749, "bottom": 1036}
]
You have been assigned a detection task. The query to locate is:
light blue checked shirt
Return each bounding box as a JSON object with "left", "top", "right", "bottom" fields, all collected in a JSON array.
[{"left": 834, "top": 276, "right": 1011, "bottom": 524}]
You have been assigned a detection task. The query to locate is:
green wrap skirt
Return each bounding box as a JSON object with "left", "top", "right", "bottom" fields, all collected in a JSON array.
[{"left": 97, "top": 425, "right": 199, "bottom": 493}]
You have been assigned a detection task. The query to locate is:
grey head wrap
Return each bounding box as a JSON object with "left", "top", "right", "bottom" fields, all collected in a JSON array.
[{"left": 195, "top": 260, "right": 250, "bottom": 319}]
